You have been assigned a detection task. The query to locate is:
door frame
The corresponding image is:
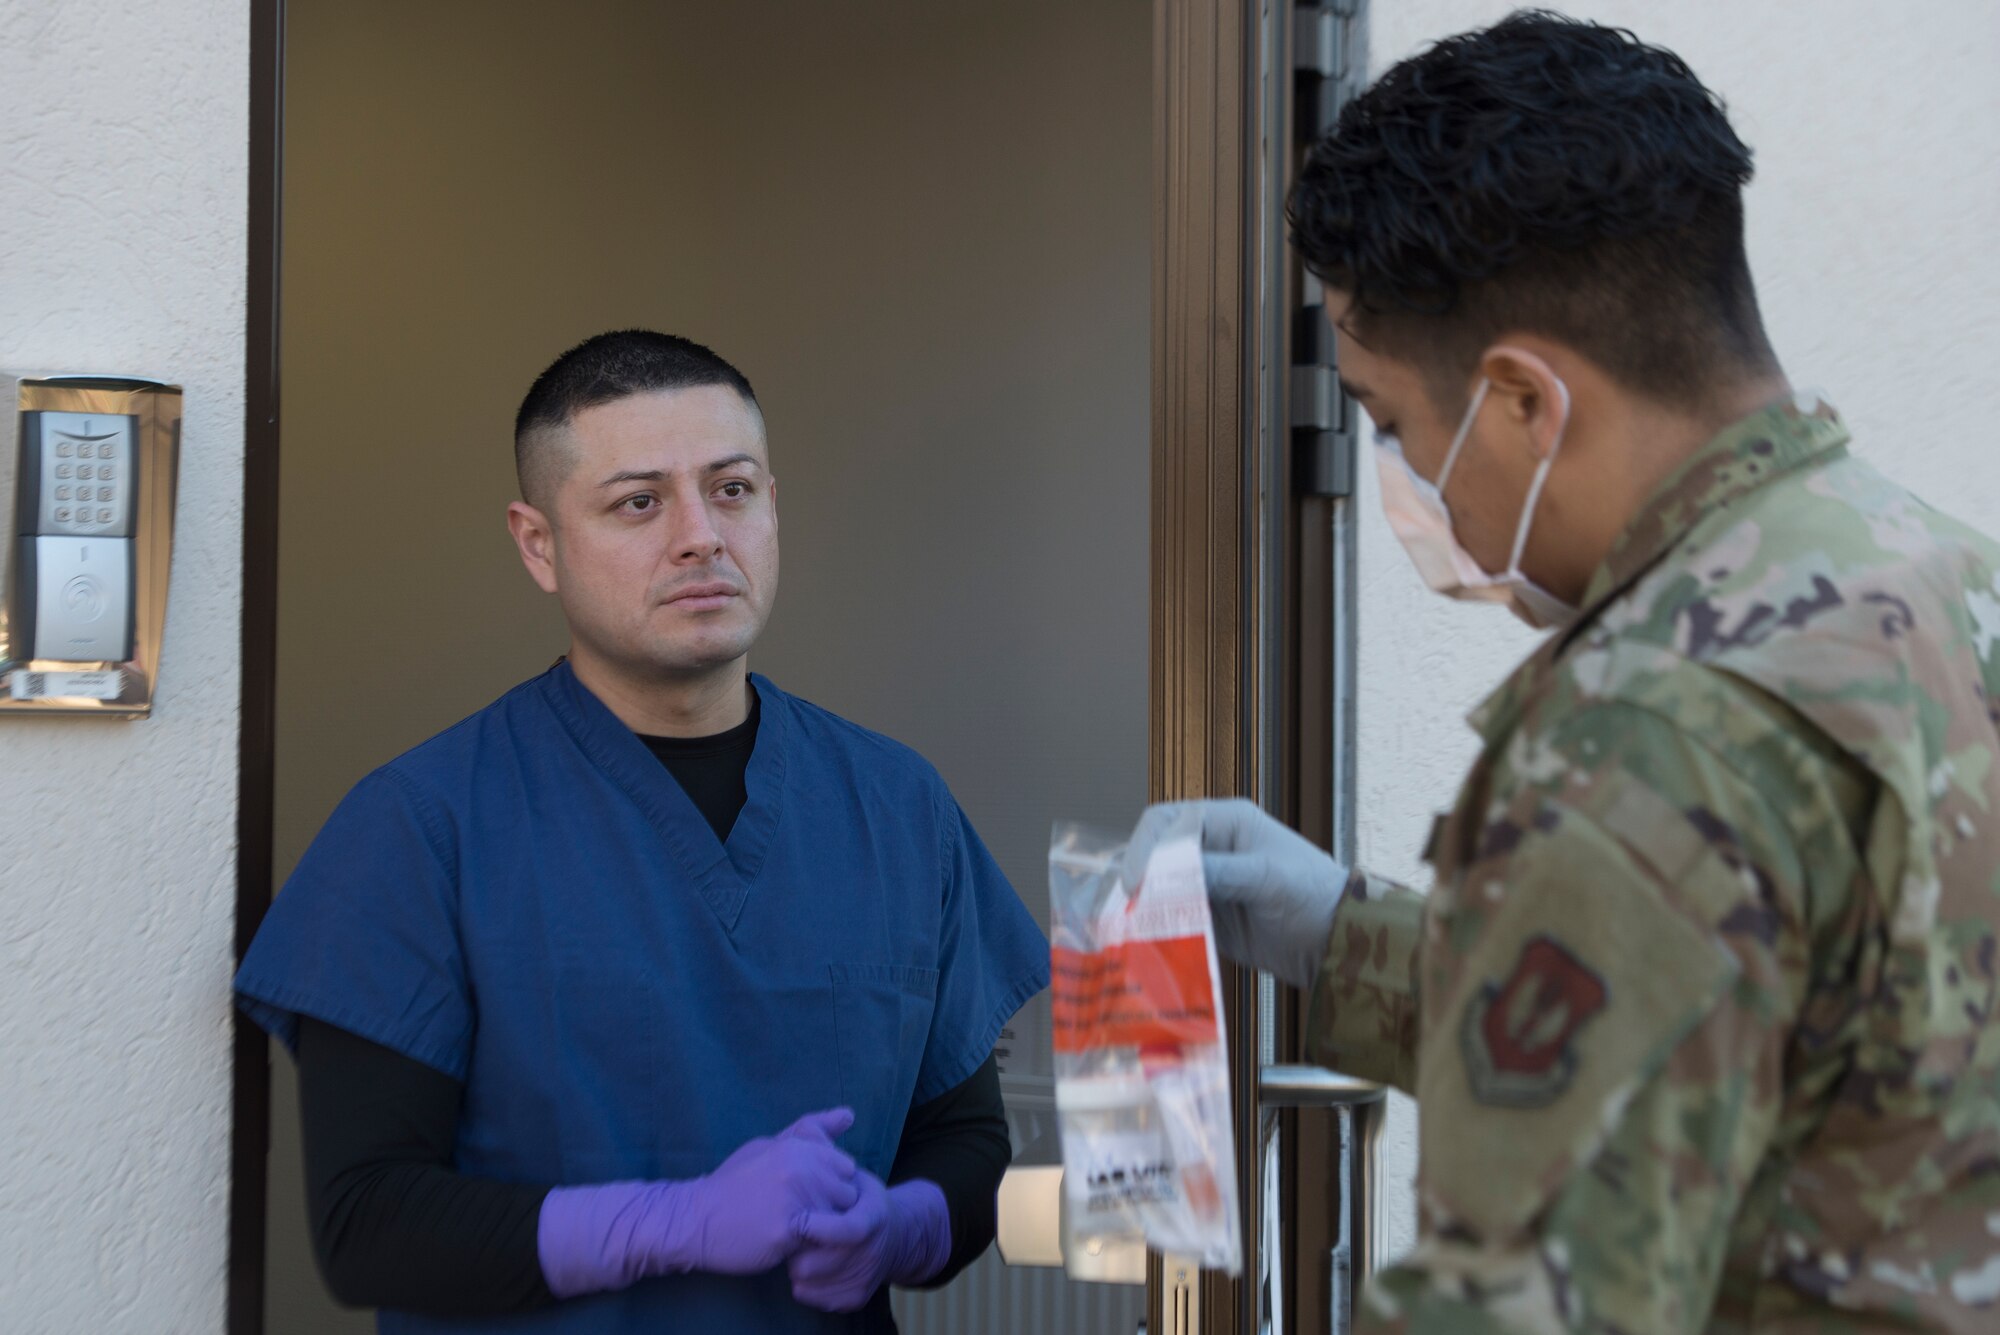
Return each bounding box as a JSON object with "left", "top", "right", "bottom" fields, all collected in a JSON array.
[
  {"left": 232, "top": 2, "right": 284, "bottom": 1333},
  {"left": 232, "top": 2, "right": 1310, "bottom": 1332},
  {"left": 1149, "top": 0, "right": 1264, "bottom": 1329},
  {"left": 1149, "top": 1, "right": 1352, "bottom": 1330}
]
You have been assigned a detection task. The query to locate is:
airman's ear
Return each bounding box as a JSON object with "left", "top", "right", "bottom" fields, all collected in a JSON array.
[{"left": 1479, "top": 345, "right": 1572, "bottom": 461}]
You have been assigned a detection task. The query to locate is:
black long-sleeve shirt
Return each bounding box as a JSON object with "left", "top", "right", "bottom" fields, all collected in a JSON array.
[
  {"left": 294, "top": 693, "right": 1013, "bottom": 1315},
  {"left": 298, "top": 1022, "right": 1010, "bottom": 1314}
]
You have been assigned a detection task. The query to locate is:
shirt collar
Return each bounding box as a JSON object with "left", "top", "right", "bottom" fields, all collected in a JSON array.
[{"left": 1466, "top": 392, "right": 1851, "bottom": 745}]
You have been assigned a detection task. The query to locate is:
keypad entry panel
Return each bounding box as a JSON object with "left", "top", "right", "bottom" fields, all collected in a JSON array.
[{"left": 29, "top": 411, "right": 136, "bottom": 538}]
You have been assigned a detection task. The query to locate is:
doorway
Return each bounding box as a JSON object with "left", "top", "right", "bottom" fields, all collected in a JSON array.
[{"left": 257, "top": 2, "right": 1153, "bottom": 1332}]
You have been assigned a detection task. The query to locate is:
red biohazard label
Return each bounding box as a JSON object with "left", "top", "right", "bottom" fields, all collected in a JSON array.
[
  {"left": 1051, "top": 936, "right": 1217, "bottom": 1054},
  {"left": 1459, "top": 935, "right": 1607, "bottom": 1108}
]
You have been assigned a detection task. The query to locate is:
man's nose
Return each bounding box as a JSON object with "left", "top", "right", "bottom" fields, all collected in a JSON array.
[{"left": 667, "top": 493, "right": 725, "bottom": 563}]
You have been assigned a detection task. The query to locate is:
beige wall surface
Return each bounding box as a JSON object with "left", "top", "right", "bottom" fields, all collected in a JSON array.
[
  {"left": 1354, "top": 0, "right": 2000, "bottom": 1267},
  {"left": 274, "top": 0, "right": 1152, "bottom": 907},
  {"left": 0, "top": 2, "right": 248, "bottom": 1329},
  {"left": 273, "top": 2, "right": 1149, "bottom": 1329}
]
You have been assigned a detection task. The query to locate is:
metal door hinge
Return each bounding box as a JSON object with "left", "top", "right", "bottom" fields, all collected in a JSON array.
[
  {"left": 1291, "top": 364, "right": 1355, "bottom": 499},
  {"left": 1290, "top": 0, "right": 1366, "bottom": 500},
  {"left": 1293, "top": 1, "right": 1364, "bottom": 118},
  {"left": 1293, "top": 7, "right": 1342, "bottom": 79},
  {"left": 1295, "top": 429, "right": 1355, "bottom": 499},
  {"left": 1290, "top": 365, "right": 1336, "bottom": 431}
]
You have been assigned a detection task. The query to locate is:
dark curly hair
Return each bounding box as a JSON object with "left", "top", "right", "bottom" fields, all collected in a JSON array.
[{"left": 1290, "top": 10, "right": 1776, "bottom": 409}]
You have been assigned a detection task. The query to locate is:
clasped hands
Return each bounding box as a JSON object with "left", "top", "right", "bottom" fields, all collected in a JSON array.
[{"left": 678, "top": 1107, "right": 943, "bottom": 1313}]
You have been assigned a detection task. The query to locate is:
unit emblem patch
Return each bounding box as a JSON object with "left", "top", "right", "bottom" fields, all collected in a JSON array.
[{"left": 1459, "top": 935, "right": 1608, "bottom": 1108}]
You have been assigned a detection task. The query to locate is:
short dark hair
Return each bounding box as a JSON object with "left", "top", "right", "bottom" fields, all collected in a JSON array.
[
  {"left": 1288, "top": 10, "right": 1775, "bottom": 410},
  {"left": 513, "top": 329, "right": 760, "bottom": 505}
]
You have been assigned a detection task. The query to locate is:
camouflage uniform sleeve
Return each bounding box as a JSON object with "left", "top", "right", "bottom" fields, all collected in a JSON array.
[
  {"left": 1304, "top": 870, "right": 1425, "bottom": 1093},
  {"left": 1355, "top": 697, "right": 1838, "bottom": 1333}
]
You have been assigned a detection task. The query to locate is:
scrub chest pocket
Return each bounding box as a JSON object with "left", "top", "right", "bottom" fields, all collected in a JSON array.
[{"left": 830, "top": 963, "right": 940, "bottom": 1172}]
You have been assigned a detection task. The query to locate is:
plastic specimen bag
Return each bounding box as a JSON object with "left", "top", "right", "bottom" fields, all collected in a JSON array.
[{"left": 1049, "top": 811, "right": 1242, "bottom": 1275}]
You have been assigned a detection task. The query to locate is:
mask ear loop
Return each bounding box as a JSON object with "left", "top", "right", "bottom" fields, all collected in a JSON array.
[
  {"left": 1433, "top": 377, "right": 1492, "bottom": 497},
  {"left": 1505, "top": 376, "right": 1572, "bottom": 576}
]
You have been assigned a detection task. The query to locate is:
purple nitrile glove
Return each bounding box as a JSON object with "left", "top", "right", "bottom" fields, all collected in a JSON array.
[
  {"left": 539, "top": 1107, "right": 860, "bottom": 1299},
  {"left": 786, "top": 1171, "right": 951, "bottom": 1313}
]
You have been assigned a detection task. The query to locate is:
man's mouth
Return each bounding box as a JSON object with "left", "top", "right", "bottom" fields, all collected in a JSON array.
[{"left": 663, "top": 582, "right": 740, "bottom": 612}]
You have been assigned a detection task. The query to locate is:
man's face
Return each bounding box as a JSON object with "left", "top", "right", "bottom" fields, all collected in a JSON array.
[
  {"left": 518, "top": 385, "right": 779, "bottom": 678},
  {"left": 1331, "top": 298, "right": 1530, "bottom": 577}
]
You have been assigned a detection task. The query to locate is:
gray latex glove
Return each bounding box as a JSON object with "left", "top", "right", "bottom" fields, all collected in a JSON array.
[{"left": 1129, "top": 799, "right": 1348, "bottom": 991}]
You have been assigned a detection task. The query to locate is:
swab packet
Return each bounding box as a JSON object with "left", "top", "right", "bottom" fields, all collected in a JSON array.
[{"left": 1048, "top": 811, "right": 1242, "bottom": 1275}]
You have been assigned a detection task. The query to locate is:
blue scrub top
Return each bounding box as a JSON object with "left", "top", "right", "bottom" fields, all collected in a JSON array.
[{"left": 237, "top": 663, "right": 1050, "bottom": 1333}]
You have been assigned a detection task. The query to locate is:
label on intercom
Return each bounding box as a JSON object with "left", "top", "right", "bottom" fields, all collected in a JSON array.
[{"left": 9, "top": 669, "right": 123, "bottom": 701}]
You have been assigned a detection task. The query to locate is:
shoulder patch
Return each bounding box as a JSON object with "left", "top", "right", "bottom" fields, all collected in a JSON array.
[
  {"left": 1417, "top": 797, "right": 1741, "bottom": 1241},
  {"left": 1459, "top": 936, "right": 1608, "bottom": 1109}
]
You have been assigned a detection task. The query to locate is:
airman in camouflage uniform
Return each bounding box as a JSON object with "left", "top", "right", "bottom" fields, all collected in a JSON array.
[
  {"left": 1312, "top": 395, "right": 2000, "bottom": 1330},
  {"left": 1149, "top": 11, "right": 2000, "bottom": 1331}
]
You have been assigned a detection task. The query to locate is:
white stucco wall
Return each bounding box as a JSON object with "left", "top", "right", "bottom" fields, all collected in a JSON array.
[
  {"left": 1, "top": 0, "right": 1991, "bottom": 1322},
  {"left": 1355, "top": 0, "right": 2000, "bottom": 1260},
  {"left": 0, "top": 2, "right": 248, "bottom": 1329}
]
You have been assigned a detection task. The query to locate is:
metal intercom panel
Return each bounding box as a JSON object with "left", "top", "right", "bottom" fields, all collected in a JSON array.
[{"left": 0, "top": 374, "right": 182, "bottom": 717}]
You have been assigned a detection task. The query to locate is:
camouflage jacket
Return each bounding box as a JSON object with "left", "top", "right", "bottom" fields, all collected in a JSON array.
[{"left": 1309, "top": 397, "right": 2000, "bottom": 1331}]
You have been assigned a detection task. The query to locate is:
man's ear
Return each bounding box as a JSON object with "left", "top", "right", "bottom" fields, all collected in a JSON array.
[
  {"left": 508, "top": 500, "right": 561, "bottom": 594},
  {"left": 1479, "top": 344, "right": 1571, "bottom": 462}
]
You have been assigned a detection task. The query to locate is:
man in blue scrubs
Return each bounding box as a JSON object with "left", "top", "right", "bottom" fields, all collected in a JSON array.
[{"left": 237, "top": 330, "right": 1051, "bottom": 1331}]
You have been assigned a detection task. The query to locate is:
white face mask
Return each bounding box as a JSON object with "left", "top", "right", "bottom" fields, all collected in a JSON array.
[{"left": 1372, "top": 376, "right": 1579, "bottom": 631}]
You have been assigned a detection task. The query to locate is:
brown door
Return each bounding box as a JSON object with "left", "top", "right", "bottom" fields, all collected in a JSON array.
[{"left": 1150, "top": 2, "right": 1373, "bottom": 1332}]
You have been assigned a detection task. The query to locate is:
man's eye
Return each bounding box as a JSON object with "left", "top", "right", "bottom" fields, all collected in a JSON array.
[
  {"left": 716, "top": 481, "right": 750, "bottom": 500},
  {"left": 621, "top": 494, "right": 658, "bottom": 513}
]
